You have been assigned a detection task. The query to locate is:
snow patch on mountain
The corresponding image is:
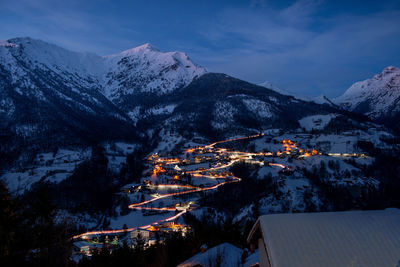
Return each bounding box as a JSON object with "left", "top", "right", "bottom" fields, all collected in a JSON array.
[
  {"left": 154, "top": 129, "right": 184, "bottom": 153},
  {"left": 298, "top": 114, "right": 337, "bottom": 131},
  {"left": 243, "top": 98, "right": 273, "bottom": 118},
  {"left": 211, "top": 101, "right": 237, "bottom": 130},
  {"left": 104, "top": 142, "right": 137, "bottom": 173},
  {"left": 148, "top": 104, "right": 177, "bottom": 116},
  {"left": 0, "top": 39, "right": 18, "bottom": 47},
  {"left": 268, "top": 96, "right": 278, "bottom": 104},
  {"left": 1, "top": 148, "right": 91, "bottom": 195},
  {"left": 15, "top": 124, "right": 40, "bottom": 137},
  {"left": 0, "top": 98, "right": 15, "bottom": 116},
  {"left": 127, "top": 106, "right": 141, "bottom": 125}
]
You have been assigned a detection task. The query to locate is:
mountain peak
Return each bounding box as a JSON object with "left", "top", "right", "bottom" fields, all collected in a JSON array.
[
  {"left": 138, "top": 43, "right": 159, "bottom": 51},
  {"left": 382, "top": 66, "right": 399, "bottom": 74},
  {"left": 0, "top": 39, "right": 18, "bottom": 47},
  {"left": 1, "top": 37, "right": 206, "bottom": 98},
  {"left": 7, "top": 37, "right": 51, "bottom": 47},
  {"left": 334, "top": 65, "right": 400, "bottom": 119},
  {"left": 368, "top": 66, "right": 400, "bottom": 81},
  {"left": 117, "top": 43, "right": 161, "bottom": 56},
  {"left": 2, "top": 37, "right": 45, "bottom": 48},
  {"left": 101, "top": 42, "right": 206, "bottom": 97}
]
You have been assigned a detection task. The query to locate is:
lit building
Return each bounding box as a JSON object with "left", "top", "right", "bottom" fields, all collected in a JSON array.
[{"left": 130, "top": 229, "right": 151, "bottom": 240}]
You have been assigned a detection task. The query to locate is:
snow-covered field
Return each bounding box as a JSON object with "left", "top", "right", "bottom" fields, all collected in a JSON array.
[
  {"left": 1, "top": 141, "right": 139, "bottom": 194},
  {"left": 298, "top": 114, "right": 337, "bottom": 131},
  {"left": 104, "top": 142, "right": 138, "bottom": 173},
  {"left": 1, "top": 148, "right": 91, "bottom": 194}
]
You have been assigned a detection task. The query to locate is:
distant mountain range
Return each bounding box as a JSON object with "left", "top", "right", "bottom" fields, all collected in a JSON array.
[
  {"left": 0, "top": 37, "right": 397, "bottom": 168},
  {"left": 261, "top": 66, "right": 400, "bottom": 132},
  {"left": 334, "top": 66, "right": 400, "bottom": 131},
  {"left": 258, "top": 81, "right": 336, "bottom": 106}
]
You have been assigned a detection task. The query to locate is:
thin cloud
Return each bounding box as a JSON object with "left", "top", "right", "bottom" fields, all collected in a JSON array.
[
  {"left": 195, "top": 1, "right": 400, "bottom": 97},
  {"left": 1, "top": 0, "right": 399, "bottom": 97}
]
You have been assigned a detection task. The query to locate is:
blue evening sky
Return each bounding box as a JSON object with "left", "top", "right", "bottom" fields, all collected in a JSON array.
[{"left": 1, "top": 0, "right": 400, "bottom": 97}]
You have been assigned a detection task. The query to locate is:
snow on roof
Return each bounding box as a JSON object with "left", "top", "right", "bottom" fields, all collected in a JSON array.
[
  {"left": 248, "top": 209, "right": 400, "bottom": 267},
  {"left": 177, "top": 243, "right": 242, "bottom": 267},
  {"left": 73, "top": 241, "right": 102, "bottom": 249},
  {"left": 244, "top": 249, "right": 259, "bottom": 267}
]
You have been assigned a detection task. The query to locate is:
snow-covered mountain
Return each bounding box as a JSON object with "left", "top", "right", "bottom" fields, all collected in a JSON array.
[
  {"left": 144, "top": 73, "right": 368, "bottom": 148},
  {"left": 103, "top": 43, "right": 206, "bottom": 100},
  {"left": 0, "top": 37, "right": 206, "bottom": 158},
  {"left": 0, "top": 37, "right": 138, "bottom": 168},
  {"left": 334, "top": 66, "right": 400, "bottom": 118},
  {"left": 101, "top": 43, "right": 206, "bottom": 114},
  {"left": 0, "top": 37, "right": 205, "bottom": 100},
  {"left": 0, "top": 37, "right": 381, "bottom": 170}
]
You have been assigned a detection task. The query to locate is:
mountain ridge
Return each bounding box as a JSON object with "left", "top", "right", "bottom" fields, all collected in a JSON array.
[
  {"left": 0, "top": 37, "right": 392, "bottom": 169},
  {"left": 334, "top": 66, "right": 400, "bottom": 131}
]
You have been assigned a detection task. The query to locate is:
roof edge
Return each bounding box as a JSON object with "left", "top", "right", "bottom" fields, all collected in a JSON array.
[{"left": 247, "top": 218, "right": 261, "bottom": 244}]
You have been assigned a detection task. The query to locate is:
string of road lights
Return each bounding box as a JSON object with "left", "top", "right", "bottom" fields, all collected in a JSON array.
[{"left": 73, "top": 133, "right": 329, "bottom": 240}]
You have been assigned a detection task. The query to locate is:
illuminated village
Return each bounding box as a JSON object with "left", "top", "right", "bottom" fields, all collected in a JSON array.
[{"left": 72, "top": 132, "right": 370, "bottom": 257}]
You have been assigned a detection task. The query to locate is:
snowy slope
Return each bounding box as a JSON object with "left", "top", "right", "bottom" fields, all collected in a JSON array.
[
  {"left": 0, "top": 38, "right": 104, "bottom": 87},
  {"left": 0, "top": 37, "right": 206, "bottom": 109},
  {"left": 1, "top": 148, "right": 91, "bottom": 195},
  {"left": 0, "top": 37, "right": 206, "bottom": 139},
  {"left": 334, "top": 66, "right": 400, "bottom": 119},
  {"left": 0, "top": 37, "right": 137, "bottom": 167},
  {"left": 298, "top": 114, "right": 337, "bottom": 131}
]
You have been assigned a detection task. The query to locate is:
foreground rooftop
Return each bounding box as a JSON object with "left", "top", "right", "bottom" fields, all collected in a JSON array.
[{"left": 248, "top": 209, "right": 400, "bottom": 267}]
